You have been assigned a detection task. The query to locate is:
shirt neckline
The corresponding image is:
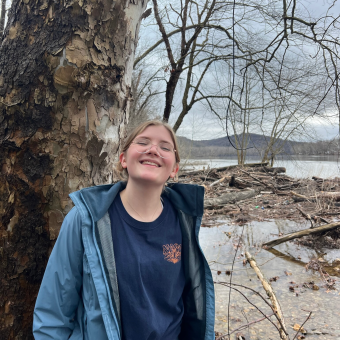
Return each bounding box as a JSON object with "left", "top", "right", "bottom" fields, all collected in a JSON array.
[{"left": 116, "top": 194, "right": 169, "bottom": 230}]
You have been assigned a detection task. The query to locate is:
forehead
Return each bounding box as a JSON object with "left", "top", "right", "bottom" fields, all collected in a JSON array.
[{"left": 136, "top": 125, "right": 174, "bottom": 143}]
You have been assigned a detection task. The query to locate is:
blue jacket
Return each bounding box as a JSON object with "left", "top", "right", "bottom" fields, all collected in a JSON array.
[{"left": 33, "top": 182, "right": 215, "bottom": 339}]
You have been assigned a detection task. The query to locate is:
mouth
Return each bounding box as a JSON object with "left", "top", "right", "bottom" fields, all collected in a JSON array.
[{"left": 140, "top": 160, "right": 161, "bottom": 167}]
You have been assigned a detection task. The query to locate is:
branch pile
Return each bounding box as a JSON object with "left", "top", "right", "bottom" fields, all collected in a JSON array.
[{"left": 177, "top": 163, "right": 340, "bottom": 224}]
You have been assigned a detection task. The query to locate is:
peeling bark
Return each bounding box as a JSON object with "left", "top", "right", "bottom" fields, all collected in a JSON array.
[{"left": 0, "top": 0, "right": 147, "bottom": 338}]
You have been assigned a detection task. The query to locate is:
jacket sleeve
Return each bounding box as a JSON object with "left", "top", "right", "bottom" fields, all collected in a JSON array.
[{"left": 33, "top": 207, "right": 84, "bottom": 339}]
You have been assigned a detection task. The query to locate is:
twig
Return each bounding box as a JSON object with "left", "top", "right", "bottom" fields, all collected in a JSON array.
[
  {"left": 245, "top": 252, "right": 289, "bottom": 339},
  {"left": 227, "top": 226, "right": 244, "bottom": 337},
  {"left": 216, "top": 313, "right": 275, "bottom": 340},
  {"left": 216, "top": 282, "right": 281, "bottom": 333},
  {"left": 292, "top": 311, "right": 312, "bottom": 340},
  {"left": 296, "top": 206, "right": 315, "bottom": 228}
]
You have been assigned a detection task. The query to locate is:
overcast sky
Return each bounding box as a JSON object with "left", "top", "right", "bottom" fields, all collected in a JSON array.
[
  {"left": 138, "top": 0, "right": 340, "bottom": 141},
  {"left": 176, "top": 0, "right": 340, "bottom": 141}
]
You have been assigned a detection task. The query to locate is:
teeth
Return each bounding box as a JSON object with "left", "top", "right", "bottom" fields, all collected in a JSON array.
[{"left": 142, "top": 161, "right": 159, "bottom": 167}]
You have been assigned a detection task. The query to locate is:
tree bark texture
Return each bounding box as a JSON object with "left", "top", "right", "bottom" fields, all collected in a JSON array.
[
  {"left": 0, "top": 0, "right": 147, "bottom": 338},
  {"left": 0, "top": 0, "right": 5, "bottom": 42}
]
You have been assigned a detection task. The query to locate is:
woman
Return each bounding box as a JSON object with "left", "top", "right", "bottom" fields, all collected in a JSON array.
[{"left": 33, "top": 120, "right": 215, "bottom": 340}]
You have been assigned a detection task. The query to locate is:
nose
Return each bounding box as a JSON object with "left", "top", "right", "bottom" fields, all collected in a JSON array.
[{"left": 147, "top": 144, "right": 160, "bottom": 156}]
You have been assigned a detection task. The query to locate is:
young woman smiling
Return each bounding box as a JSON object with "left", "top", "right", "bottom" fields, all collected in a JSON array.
[{"left": 33, "top": 120, "right": 215, "bottom": 340}]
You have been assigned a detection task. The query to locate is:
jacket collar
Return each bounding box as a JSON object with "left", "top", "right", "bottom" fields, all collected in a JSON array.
[{"left": 70, "top": 181, "right": 204, "bottom": 222}]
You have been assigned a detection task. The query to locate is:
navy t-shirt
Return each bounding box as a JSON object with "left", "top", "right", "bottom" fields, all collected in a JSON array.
[{"left": 108, "top": 193, "right": 185, "bottom": 340}]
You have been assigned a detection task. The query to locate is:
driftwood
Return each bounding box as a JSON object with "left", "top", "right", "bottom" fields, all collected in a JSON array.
[
  {"left": 245, "top": 252, "right": 289, "bottom": 340},
  {"left": 291, "top": 190, "right": 340, "bottom": 202},
  {"left": 204, "top": 189, "right": 259, "bottom": 208},
  {"left": 315, "top": 191, "right": 340, "bottom": 201},
  {"left": 209, "top": 176, "right": 230, "bottom": 187},
  {"left": 229, "top": 175, "right": 251, "bottom": 189},
  {"left": 179, "top": 162, "right": 269, "bottom": 177},
  {"left": 257, "top": 166, "right": 286, "bottom": 175},
  {"left": 239, "top": 169, "right": 277, "bottom": 192},
  {"left": 296, "top": 207, "right": 314, "bottom": 228},
  {"left": 214, "top": 162, "right": 269, "bottom": 172},
  {"left": 263, "top": 222, "right": 340, "bottom": 249},
  {"left": 198, "top": 176, "right": 216, "bottom": 181},
  {"left": 290, "top": 191, "right": 315, "bottom": 202}
]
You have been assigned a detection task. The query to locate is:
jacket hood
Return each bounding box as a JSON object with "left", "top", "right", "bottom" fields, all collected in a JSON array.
[{"left": 69, "top": 181, "right": 205, "bottom": 222}]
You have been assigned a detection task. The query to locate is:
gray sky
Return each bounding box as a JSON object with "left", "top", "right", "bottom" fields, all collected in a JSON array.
[{"left": 138, "top": 0, "right": 340, "bottom": 141}]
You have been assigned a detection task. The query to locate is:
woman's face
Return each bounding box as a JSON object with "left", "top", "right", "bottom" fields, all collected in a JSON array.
[{"left": 119, "top": 125, "right": 179, "bottom": 186}]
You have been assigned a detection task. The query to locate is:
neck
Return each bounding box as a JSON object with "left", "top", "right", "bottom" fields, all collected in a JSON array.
[{"left": 120, "top": 180, "right": 163, "bottom": 222}]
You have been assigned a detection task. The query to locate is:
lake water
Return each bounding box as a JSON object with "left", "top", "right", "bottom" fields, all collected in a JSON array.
[
  {"left": 182, "top": 155, "right": 340, "bottom": 179},
  {"left": 200, "top": 219, "right": 340, "bottom": 339}
]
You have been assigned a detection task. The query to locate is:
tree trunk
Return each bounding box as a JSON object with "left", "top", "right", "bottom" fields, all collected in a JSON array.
[
  {"left": 0, "top": 0, "right": 147, "bottom": 338},
  {"left": 0, "top": 0, "right": 5, "bottom": 42}
]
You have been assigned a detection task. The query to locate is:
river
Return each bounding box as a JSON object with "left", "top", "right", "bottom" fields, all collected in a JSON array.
[
  {"left": 199, "top": 219, "right": 340, "bottom": 339},
  {"left": 182, "top": 155, "right": 340, "bottom": 179}
]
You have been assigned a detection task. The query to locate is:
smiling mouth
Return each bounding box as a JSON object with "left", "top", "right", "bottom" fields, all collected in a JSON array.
[{"left": 140, "top": 161, "right": 160, "bottom": 167}]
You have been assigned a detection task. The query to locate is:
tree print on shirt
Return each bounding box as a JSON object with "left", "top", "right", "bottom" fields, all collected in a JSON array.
[{"left": 163, "top": 244, "right": 181, "bottom": 264}]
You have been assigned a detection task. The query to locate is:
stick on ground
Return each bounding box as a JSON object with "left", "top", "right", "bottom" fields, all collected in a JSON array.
[
  {"left": 263, "top": 222, "right": 340, "bottom": 249},
  {"left": 245, "top": 251, "right": 289, "bottom": 340}
]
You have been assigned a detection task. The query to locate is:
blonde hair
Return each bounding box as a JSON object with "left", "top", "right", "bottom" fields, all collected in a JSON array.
[{"left": 116, "top": 120, "right": 180, "bottom": 179}]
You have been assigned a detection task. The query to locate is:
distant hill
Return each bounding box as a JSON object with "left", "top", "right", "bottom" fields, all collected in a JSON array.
[{"left": 176, "top": 133, "right": 337, "bottom": 158}]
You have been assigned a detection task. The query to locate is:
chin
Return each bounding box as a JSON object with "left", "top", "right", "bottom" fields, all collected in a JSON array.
[{"left": 137, "top": 174, "right": 168, "bottom": 185}]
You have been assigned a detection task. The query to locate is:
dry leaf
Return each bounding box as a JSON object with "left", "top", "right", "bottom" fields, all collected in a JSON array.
[{"left": 293, "top": 324, "right": 307, "bottom": 334}]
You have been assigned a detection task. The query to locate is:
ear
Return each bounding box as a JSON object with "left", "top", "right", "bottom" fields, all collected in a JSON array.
[
  {"left": 119, "top": 152, "right": 127, "bottom": 169},
  {"left": 169, "top": 163, "right": 179, "bottom": 178}
]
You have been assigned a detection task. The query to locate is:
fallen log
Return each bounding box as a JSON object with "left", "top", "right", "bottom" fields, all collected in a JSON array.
[
  {"left": 291, "top": 191, "right": 340, "bottom": 202},
  {"left": 315, "top": 192, "right": 340, "bottom": 202},
  {"left": 257, "top": 166, "right": 286, "bottom": 174},
  {"left": 229, "top": 175, "right": 251, "bottom": 189},
  {"left": 198, "top": 176, "right": 217, "bottom": 182},
  {"left": 290, "top": 191, "right": 315, "bottom": 202},
  {"left": 263, "top": 222, "right": 340, "bottom": 249},
  {"left": 245, "top": 252, "right": 289, "bottom": 340},
  {"left": 204, "top": 188, "right": 259, "bottom": 208},
  {"left": 215, "top": 162, "right": 269, "bottom": 172},
  {"left": 179, "top": 162, "right": 270, "bottom": 177}
]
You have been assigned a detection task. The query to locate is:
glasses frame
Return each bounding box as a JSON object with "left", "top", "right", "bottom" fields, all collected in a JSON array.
[{"left": 130, "top": 140, "right": 176, "bottom": 159}]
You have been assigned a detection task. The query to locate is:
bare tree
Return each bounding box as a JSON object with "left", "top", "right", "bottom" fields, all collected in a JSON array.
[
  {"left": 135, "top": 0, "right": 340, "bottom": 135},
  {"left": 0, "top": 0, "right": 148, "bottom": 338},
  {"left": 127, "top": 66, "right": 164, "bottom": 132}
]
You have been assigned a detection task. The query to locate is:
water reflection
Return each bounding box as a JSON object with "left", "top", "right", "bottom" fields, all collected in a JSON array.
[{"left": 199, "top": 219, "right": 340, "bottom": 339}]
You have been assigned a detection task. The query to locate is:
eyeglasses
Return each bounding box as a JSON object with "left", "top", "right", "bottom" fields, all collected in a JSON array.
[{"left": 130, "top": 138, "right": 176, "bottom": 159}]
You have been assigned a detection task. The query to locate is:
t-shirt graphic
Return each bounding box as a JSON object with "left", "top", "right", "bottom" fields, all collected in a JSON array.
[{"left": 163, "top": 243, "right": 181, "bottom": 263}]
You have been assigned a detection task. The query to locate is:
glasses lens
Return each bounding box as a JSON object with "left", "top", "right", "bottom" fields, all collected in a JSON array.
[{"left": 133, "top": 139, "right": 174, "bottom": 158}]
